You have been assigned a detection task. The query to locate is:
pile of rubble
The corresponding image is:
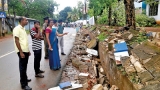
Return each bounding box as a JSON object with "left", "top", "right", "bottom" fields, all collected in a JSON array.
[
  {"left": 59, "top": 29, "right": 116, "bottom": 90},
  {"left": 58, "top": 25, "right": 160, "bottom": 90},
  {"left": 87, "top": 25, "right": 160, "bottom": 90}
]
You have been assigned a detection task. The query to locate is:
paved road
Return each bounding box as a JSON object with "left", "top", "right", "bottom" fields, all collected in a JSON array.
[{"left": 0, "top": 28, "right": 76, "bottom": 90}]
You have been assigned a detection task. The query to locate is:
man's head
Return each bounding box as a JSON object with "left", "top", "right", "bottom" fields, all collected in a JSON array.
[
  {"left": 53, "top": 20, "right": 57, "bottom": 26},
  {"left": 19, "top": 17, "right": 28, "bottom": 26},
  {"left": 34, "top": 21, "right": 40, "bottom": 29},
  {"left": 44, "top": 17, "right": 49, "bottom": 23},
  {"left": 58, "top": 20, "right": 62, "bottom": 25}
]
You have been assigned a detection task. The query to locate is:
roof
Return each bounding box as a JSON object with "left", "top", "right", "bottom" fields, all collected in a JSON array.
[{"left": 6, "top": 15, "right": 36, "bottom": 21}]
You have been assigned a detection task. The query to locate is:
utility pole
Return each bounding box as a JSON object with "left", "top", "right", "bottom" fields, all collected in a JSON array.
[{"left": 0, "top": 0, "right": 4, "bottom": 37}]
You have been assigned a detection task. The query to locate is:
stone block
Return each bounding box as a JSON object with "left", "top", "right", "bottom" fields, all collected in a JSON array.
[
  {"left": 138, "top": 71, "right": 154, "bottom": 83},
  {"left": 87, "top": 39, "right": 97, "bottom": 49},
  {"left": 82, "top": 82, "right": 88, "bottom": 89},
  {"left": 92, "top": 84, "right": 103, "bottom": 90},
  {"left": 130, "top": 55, "right": 138, "bottom": 64},
  {"left": 155, "top": 41, "right": 160, "bottom": 47},
  {"left": 134, "top": 61, "right": 146, "bottom": 73},
  {"left": 145, "top": 80, "right": 160, "bottom": 86},
  {"left": 130, "top": 42, "right": 139, "bottom": 49},
  {"left": 133, "top": 84, "right": 144, "bottom": 90},
  {"left": 125, "top": 65, "right": 136, "bottom": 75},
  {"left": 79, "top": 65, "right": 88, "bottom": 73},
  {"left": 131, "top": 49, "right": 152, "bottom": 64},
  {"left": 122, "top": 32, "right": 133, "bottom": 40},
  {"left": 140, "top": 83, "right": 160, "bottom": 90},
  {"left": 110, "top": 85, "right": 119, "bottom": 90},
  {"left": 121, "top": 56, "right": 131, "bottom": 68},
  {"left": 103, "top": 87, "right": 109, "bottom": 90},
  {"left": 72, "top": 59, "right": 85, "bottom": 68}
]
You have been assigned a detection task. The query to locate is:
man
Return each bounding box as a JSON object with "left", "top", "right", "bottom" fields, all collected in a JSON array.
[
  {"left": 57, "top": 20, "right": 66, "bottom": 55},
  {"left": 30, "top": 21, "right": 45, "bottom": 78},
  {"left": 13, "top": 17, "right": 32, "bottom": 90},
  {"left": 42, "top": 17, "right": 49, "bottom": 59}
]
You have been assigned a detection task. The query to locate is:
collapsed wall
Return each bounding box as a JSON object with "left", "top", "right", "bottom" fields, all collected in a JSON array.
[{"left": 59, "top": 25, "right": 160, "bottom": 90}]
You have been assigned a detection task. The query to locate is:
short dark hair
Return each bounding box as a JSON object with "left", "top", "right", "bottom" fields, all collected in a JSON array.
[
  {"left": 34, "top": 21, "right": 40, "bottom": 24},
  {"left": 19, "top": 17, "right": 26, "bottom": 23},
  {"left": 43, "top": 17, "right": 49, "bottom": 21},
  {"left": 53, "top": 20, "right": 57, "bottom": 24},
  {"left": 58, "top": 19, "right": 62, "bottom": 23}
]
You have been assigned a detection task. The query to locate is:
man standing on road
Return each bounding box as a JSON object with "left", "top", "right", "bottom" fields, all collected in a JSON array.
[
  {"left": 13, "top": 17, "right": 32, "bottom": 90},
  {"left": 42, "top": 17, "right": 49, "bottom": 59},
  {"left": 57, "top": 20, "right": 66, "bottom": 55},
  {"left": 30, "top": 21, "right": 45, "bottom": 78}
]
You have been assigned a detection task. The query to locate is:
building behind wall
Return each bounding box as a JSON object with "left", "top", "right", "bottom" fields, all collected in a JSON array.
[
  {"left": 142, "top": 0, "right": 160, "bottom": 24},
  {"left": 5, "top": 15, "right": 36, "bottom": 33}
]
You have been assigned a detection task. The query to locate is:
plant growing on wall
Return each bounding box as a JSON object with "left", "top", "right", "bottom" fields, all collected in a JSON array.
[{"left": 98, "top": 32, "right": 108, "bottom": 41}]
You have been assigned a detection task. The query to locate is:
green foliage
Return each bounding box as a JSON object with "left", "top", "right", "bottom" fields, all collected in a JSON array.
[
  {"left": 8, "top": 0, "right": 58, "bottom": 23},
  {"left": 59, "top": 7, "right": 72, "bottom": 22},
  {"left": 97, "top": 8, "right": 108, "bottom": 24},
  {"left": 136, "top": 14, "right": 156, "bottom": 27},
  {"left": 129, "top": 31, "right": 148, "bottom": 45},
  {"left": 77, "top": 1, "right": 84, "bottom": 19},
  {"left": 67, "top": 7, "right": 79, "bottom": 22},
  {"left": 96, "top": 1, "right": 125, "bottom": 26},
  {"left": 90, "top": 26, "right": 96, "bottom": 31},
  {"left": 88, "top": 9, "right": 94, "bottom": 17},
  {"left": 98, "top": 32, "right": 108, "bottom": 41},
  {"left": 111, "top": 1, "right": 125, "bottom": 26}
]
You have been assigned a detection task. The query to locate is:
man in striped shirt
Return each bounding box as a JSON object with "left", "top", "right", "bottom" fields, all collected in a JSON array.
[{"left": 30, "top": 21, "right": 44, "bottom": 78}]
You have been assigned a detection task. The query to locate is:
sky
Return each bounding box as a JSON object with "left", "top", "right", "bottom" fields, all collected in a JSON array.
[
  {"left": 54, "top": 0, "right": 84, "bottom": 14},
  {"left": 54, "top": 0, "right": 142, "bottom": 14}
]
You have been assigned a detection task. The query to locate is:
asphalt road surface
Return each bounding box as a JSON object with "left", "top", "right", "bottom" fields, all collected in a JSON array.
[{"left": 0, "top": 27, "right": 76, "bottom": 90}]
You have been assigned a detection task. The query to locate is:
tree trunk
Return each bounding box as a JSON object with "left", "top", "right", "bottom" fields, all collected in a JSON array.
[
  {"left": 124, "top": 0, "right": 136, "bottom": 29},
  {"left": 108, "top": 6, "right": 112, "bottom": 26},
  {"left": 6, "top": 8, "right": 14, "bottom": 31},
  {"left": 13, "top": 7, "right": 16, "bottom": 29}
]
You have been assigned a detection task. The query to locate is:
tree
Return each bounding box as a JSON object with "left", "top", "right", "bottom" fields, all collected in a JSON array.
[
  {"left": 124, "top": 0, "right": 136, "bottom": 29},
  {"left": 67, "top": 7, "right": 79, "bottom": 22},
  {"left": 7, "top": 0, "right": 58, "bottom": 31},
  {"left": 88, "top": 0, "right": 116, "bottom": 25},
  {"left": 59, "top": 7, "right": 72, "bottom": 22},
  {"left": 77, "top": 1, "right": 84, "bottom": 19}
]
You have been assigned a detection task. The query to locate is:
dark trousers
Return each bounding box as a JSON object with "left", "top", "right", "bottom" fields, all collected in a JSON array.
[
  {"left": 17, "top": 52, "right": 29, "bottom": 87},
  {"left": 33, "top": 49, "right": 42, "bottom": 75},
  {"left": 44, "top": 37, "right": 49, "bottom": 58}
]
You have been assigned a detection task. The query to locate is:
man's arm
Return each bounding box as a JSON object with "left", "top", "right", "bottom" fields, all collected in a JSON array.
[{"left": 15, "top": 36, "right": 25, "bottom": 58}]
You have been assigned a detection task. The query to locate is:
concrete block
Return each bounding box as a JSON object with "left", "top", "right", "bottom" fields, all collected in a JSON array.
[
  {"left": 92, "top": 84, "right": 103, "bottom": 90},
  {"left": 138, "top": 71, "right": 154, "bottom": 83}
]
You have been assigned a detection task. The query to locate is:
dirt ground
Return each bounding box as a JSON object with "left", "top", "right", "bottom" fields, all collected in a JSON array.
[{"left": 0, "top": 34, "right": 13, "bottom": 42}]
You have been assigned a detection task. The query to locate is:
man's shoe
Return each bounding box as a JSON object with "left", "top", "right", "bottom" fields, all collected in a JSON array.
[
  {"left": 39, "top": 70, "right": 45, "bottom": 73},
  {"left": 27, "top": 79, "right": 31, "bottom": 82},
  {"left": 35, "top": 74, "right": 44, "bottom": 78},
  {"left": 44, "top": 57, "right": 48, "bottom": 59},
  {"left": 23, "top": 86, "right": 32, "bottom": 90},
  {"left": 61, "top": 53, "right": 66, "bottom": 55}
]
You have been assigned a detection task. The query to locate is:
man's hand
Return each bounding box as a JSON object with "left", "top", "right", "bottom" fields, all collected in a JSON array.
[
  {"left": 64, "top": 32, "right": 68, "bottom": 35},
  {"left": 20, "top": 52, "right": 25, "bottom": 58},
  {"left": 37, "top": 25, "right": 41, "bottom": 29}
]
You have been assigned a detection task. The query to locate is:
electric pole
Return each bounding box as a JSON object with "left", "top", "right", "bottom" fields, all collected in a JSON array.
[{"left": 0, "top": 0, "right": 4, "bottom": 37}]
